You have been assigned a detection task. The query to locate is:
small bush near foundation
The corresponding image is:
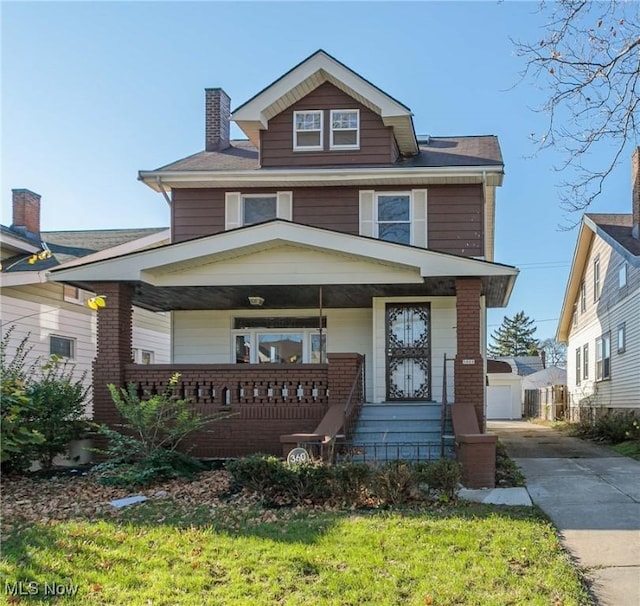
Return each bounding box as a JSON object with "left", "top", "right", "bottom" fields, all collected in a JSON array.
[
  {"left": 330, "top": 462, "right": 372, "bottom": 501},
  {"left": 572, "top": 411, "right": 640, "bottom": 444},
  {"left": 370, "top": 461, "right": 416, "bottom": 506},
  {"left": 415, "top": 458, "right": 463, "bottom": 500}
]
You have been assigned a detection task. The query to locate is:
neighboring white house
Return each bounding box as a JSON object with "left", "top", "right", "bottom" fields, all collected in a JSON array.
[
  {"left": 556, "top": 149, "right": 640, "bottom": 419},
  {"left": 0, "top": 189, "right": 171, "bottom": 415}
]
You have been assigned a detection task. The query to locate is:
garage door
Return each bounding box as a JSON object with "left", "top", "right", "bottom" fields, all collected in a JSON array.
[{"left": 487, "top": 385, "right": 513, "bottom": 419}]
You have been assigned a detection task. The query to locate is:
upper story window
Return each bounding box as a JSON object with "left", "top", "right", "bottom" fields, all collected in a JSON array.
[
  {"left": 593, "top": 257, "right": 601, "bottom": 301},
  {"left": 243, "top": 195, "right": 277, "bottom": 226},
  {"left": 359, "top": 190, "right": 428, "bottom": 248},
  {"left": 225, "top": 191, "right": 292, "bottom": 230},
  {"left": 293, "top": 111, "right": 323, "bottom": 151},
  {"left": 579, "top": 280, "right": 586, "bottom": 313},
  {"left": 376, "top": 193, "right": 411, "bottom": 245},
  {"left": 330, "top": 110, "right": 359, "bottom": 150},
  {"left": 618, "top": 261, "right": 628, "bottom": 288}
]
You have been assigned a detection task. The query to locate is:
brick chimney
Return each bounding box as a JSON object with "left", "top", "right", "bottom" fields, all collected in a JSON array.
[
  {"left": 632, "top": 147, "right": 640, "bottom": 240},
  {"left": 205, "top": 88, "right": 230, "bottom": 152},
  {"left": 11, "top": 188, "right": 41, "bottom": 239}
]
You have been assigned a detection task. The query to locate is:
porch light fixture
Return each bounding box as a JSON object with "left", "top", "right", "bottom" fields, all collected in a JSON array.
[{"left": 248, "top": 296, "right": 264, "bottom": 307}]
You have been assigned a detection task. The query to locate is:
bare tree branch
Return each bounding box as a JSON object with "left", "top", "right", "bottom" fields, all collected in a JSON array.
[{"left": 514, "top": 0, "right": 640, "bottom": 224}]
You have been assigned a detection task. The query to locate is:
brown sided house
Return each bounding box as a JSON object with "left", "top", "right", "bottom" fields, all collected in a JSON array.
[{"left": 51, "top": 50, "right": 518, "bottom": 488}]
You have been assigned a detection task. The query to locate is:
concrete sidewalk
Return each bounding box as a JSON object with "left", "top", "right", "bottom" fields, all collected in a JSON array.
[{"left": 488, "top": 420, "right": 640, "bottom": 606}]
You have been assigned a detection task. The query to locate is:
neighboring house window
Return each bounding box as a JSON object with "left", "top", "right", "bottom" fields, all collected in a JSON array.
[
  {"left": 232, "top": 317, "right": 326, "bottom": 364},
  {"left": 330, "top": 109, "right": 359, "bottom": 150},
  {"left": 225, "top": 191, "right": 292, "bottom": 230},
  {"left": 132, "top": 348, "right": 154, "bottom": 364},
  {"left": 63, "top": 285, "right": 92, "bottom": 305},
  {"left": 618, "top": 262, "right": 628, "bottom": 288},
  {"left": 617, "top": 323, "right": 626, "bottom": 353},
  {"left": 242, "top": 195, "right": 277, "bottom": 226},
  {"left": 580, "top": 281, "right": 586, "bottom": 313},
  {"left": 593, "top": 257, "right": 601, "bottom": 301},
  {"left": 293, "top": 110, "right": 323, "bottom": 150},
  {"left": 595, "top": 333, "right": 611, "bottom": 380},
  {"left": 572, "top": 303, "right": 578, "bottom": 328},
  {"left": 582, "top": 343, "right": 589, "bottom": 380},
  {"left": 50, "top": 335, "right": 74, "bottom": 359},
  {"left": 359, "top": 189, "right": 428, "bottom": 247},
  {"left": 575, "top": 347, "right": 581, "bottom": 384}
]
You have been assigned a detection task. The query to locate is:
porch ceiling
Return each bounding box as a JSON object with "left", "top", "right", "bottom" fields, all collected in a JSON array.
[{"left": 87, "top": 276, "right": 513, "bottom": 310}]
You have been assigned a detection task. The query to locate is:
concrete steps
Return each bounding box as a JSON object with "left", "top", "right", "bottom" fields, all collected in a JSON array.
[{"left": 345, "top": 402, "right": 454, "bottom": 463}]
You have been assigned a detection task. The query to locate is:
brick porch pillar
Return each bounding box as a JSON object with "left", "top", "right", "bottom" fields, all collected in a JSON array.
[
  {"left": 327, "top": 353, "right": 364, "bottom": 407},
  {"left": 91, "top": 282, "right": 134, "bottom": 426},
  {"left": 454, "top": 278, "right": 485, "bottom": 431}
]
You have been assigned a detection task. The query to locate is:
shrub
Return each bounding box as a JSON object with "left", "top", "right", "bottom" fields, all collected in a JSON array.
[
  {"left": 370, "top": 461, "right": 416, "bottom": 506},
  {"left": 92, "top": 373, "right": 226, "bottom": 486},
  {"left": 330, "top": 462, "right": 372, "bottom": 502},
  {"left": 571, "top": 411, "right": 640, "bottom": 444},
  {"left": 416, "top": 458, "right": 462, "bottom": 500},
  {"left": 27, "top": 356, "right": 89, "bottom": 469}
]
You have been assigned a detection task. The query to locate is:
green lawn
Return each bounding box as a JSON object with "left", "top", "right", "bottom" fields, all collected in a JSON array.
[{"left": 1, "top": 499, "right": 591, "bottom": 605}]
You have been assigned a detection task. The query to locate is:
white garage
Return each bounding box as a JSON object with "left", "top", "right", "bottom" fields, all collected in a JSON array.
[{"left": 486, "top": 361, "right": 522, "bottom": 420}]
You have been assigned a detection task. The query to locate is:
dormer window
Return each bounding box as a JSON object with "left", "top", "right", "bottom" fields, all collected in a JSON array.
[
  {"left": 330, "top": 110, "right": 359, "bottom": 150},
  {"left": 293, "top": 111, "right": 323, "bottom": 150}
]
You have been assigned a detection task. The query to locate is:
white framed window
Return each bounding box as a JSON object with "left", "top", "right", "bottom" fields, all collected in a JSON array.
[
  {"left": 330, "top": 109, "right": 359, "bottom": 150},
  {"left": 575, "top": 347, "right": 581, "bottom": 385},
  {"left": 595, "top": 333, "right": 611, "bottom": 380},
  {"left": 242, "top": 194, "right": 277, "bottom": 226},
  {"left": 593, "top": 257, "right": 601, "bottom": 301},
  {"left": 225, "top": 191, "right": 292, "bottom": 230},
  {"left": 618, "top": 262, "right": 628, "bottom": 288},
  {"left": 580, "top": 281, "right": 586, "bottom": 313},
  {"left": 582, "top": 343, "right": 589, "bottom": 380},
  {"left": 50, "top": 335, "right": 74, "bottom": 359},
  {"left": 232, "top": 317, "right": 326, "bottom": 364},
  {"left": 132, "top": 348, "right": 154, "bottom": 364},
  {"left": 359, "top": 190, "right": 427, "bottom": 247},
  {"left": 572, "top": 303, "right": 578, "bottom": 327},
  {"left": 63, "top": 285, "right": 92, "bottom": 305},
  {"left": 293, "top": 110, "right": 323, "bottom": 151},
  {"left": 617, "top": 323, "right": 626, "bottom": 354}
]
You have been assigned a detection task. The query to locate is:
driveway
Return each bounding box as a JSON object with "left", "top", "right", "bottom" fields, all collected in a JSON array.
[{"left": 489, "top": 420, "right": 640, "bottom": 606}]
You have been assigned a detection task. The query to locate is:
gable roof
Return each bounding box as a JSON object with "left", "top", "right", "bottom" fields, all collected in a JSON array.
[
  {"left": 50, "top": 220, "right": 518, "bottom": 308},
  {"left": 556, "top": 212, "right": 639, "bottom": 342},
  {"left": 0, "top": 227, "right": 168, "bottom": 276},
  {"left": 522, "top": 366, "right": 567, "bottom": 389},
  {"left": 230, "top": 50, "right": 419, "bottom": 155}
]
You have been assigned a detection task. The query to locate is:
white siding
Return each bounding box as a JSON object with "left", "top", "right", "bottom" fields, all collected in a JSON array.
[
  {"left": 567, "top": 233, "right": 640, "bottom": 411},
  {"left": 371, "top": 297, "right": 456, "bottom": 404},
  {"left": 1, "top": 284, "right": 171, "bottom": 414},
  {"left": 172, "top": 308, "right": 374, "bottom": 401}
]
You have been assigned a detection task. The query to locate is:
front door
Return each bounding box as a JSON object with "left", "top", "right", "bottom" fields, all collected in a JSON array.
[{"left": 385, "top": 303, "right": 431, "bottom": 401}]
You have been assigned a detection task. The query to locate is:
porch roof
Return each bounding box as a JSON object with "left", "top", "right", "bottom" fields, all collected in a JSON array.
[{"left": 49, "top": 220, "right": 518, "bottom": 309}]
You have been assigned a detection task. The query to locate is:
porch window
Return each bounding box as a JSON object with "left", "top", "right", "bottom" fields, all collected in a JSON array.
[
  {"left": 233, "top": 317, "right": 326, "bottom": 364},
  {"left": 359, "top": 189, "right": 427, "bottom": 247},
  {"left": 330, "top": 109, "right": 359, "bottom": 150},
  {"left": 293, "top": 110, "right": 323, "bottom": 150},
  {"left": 595, "top": 333, "right": 611, "bottom": 380}
]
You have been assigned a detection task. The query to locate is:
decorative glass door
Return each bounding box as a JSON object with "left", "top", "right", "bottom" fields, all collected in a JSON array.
[{"left": 385, "top": 303, "right": 431, "bottom": 401}]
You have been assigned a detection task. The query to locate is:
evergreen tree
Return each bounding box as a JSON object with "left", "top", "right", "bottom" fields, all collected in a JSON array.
[{"left": 488, "top": 311, "right": 539, "bottom": 357}]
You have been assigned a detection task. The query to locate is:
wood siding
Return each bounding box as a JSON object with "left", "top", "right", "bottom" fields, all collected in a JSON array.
[
  {"left": 260, "top": 82, "right": 397, "bottom": 167},
  {"left": 172, "top": 184, "right": 485, "bottom": 257},
  {"left": 567, "top": 233, "right": 640, "bottom": 410}
]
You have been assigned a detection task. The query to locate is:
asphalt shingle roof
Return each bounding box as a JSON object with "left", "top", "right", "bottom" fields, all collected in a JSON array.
[
  {"left": 152, "top": 136, "right": 503, "bottom": 173},
  {"left": 586, "top": 213, "right": 640, "bottom": 257},
  {"left": 1, "top": 227, "right": 167, "bottom": 273}
]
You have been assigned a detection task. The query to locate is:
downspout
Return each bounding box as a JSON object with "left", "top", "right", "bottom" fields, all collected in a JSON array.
[{"left": 156, "top": 176, "right": 172, "bottom": 206}]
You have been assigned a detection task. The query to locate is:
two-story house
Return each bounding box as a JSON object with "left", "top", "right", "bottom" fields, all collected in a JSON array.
[
  {"left": 557, "top": 148, "right": 640, "bottom": 420},
  {"left": 51, "top": 51, "right": 518, "bottom": 486},
  {"left": 1, "top": 188, "right": 171, "bottom": 416}
]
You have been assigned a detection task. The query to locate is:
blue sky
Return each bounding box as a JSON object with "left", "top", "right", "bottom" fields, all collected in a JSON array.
[{"left": 1, "top": 1, "right": 635, "bottom": 341}]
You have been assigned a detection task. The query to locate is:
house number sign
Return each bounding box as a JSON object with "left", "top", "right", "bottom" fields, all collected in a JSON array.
[{"left": 287, "top": 447, "right": 310, "bottom": 465}]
